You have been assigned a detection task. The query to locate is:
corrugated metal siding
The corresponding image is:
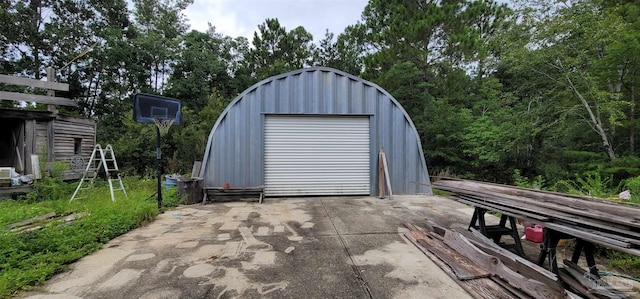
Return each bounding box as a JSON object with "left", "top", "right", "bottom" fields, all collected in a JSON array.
[
  {"left": 200, "top": 67, "right": 432, "bottom": 195},
  {"left": 264, "top": 116, "right": 370, "bottom": 196}
]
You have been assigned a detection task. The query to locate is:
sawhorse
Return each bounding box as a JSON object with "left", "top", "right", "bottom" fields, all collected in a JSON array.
[
  {"left": 537, "top": 228, "right": 599, "bottom": 276},
  {"left": 468, "top": 207, "right": 526, "bottom": 257}
]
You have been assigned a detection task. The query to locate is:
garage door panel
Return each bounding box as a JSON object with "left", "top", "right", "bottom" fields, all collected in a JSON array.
[{"left": 264, "top": 116, "right": 370, "bottom": 196}]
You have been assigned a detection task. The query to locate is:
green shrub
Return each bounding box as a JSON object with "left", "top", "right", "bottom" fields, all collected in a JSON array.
[
  {"left": 553, "top": 171, "right": 613, "bottom": 198},
  {"left": 513, "top": 169, "right": 545, "bottom": 189},
  {"left": 623, "top": 176, "right": 640, "bottom": 204}
]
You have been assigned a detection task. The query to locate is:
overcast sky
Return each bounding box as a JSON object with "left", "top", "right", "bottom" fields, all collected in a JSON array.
[{"left": 183, "top": 0, "right": 369, "bottom": 42}]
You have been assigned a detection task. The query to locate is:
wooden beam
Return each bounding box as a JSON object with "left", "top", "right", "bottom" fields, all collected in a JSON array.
[
  {"left": 562, "top": 260, "right": 630, "bottom": 299},
  {"left": 0, "top": 74, "right": 69, "bottom": 91},
  {"left": 0, "top": 91, "right": 76, "bottom": 106},
  {"left": 24, "top": 120, "right": 35, "bottom": 175},
  {"left": 443, "top": 230, "right": 566, "bottom": 299},
  {"left": 191, "top": 161, "right": 202, "bottom": 178},
  {"left": 46, "top": 67, "right": 57, "bottom": 112},
  {"left": 381, "top": 150, "right": 392, "bottom": 199},
  {"left": 403, "top": 225, "right": 522, "bottom": 298},
  {"left": 378, "top": 150, "right": 385, "bottom": 199}
]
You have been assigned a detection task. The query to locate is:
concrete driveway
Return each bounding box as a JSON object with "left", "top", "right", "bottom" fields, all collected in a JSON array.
[{"left": 23, "top": 196, "right": 477, "bottom": 299}]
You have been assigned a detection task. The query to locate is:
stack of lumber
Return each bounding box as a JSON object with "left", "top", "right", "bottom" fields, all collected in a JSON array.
[
  {"left": 559, "top": 260, "right": 633, "bottom": 299},
  {"left": 3, "top": 211, "right": 86, "bottom": 233},
  {"left": 404, "top": 222, "right": 567, "bottom": 298},
  {"left": 432, "top": 178, "right": 640, "bottom": 256}
]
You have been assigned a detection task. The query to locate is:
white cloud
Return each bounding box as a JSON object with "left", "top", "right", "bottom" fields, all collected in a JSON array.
[{"left": 183, "top": 0, "right": 368, "bottom": 42}]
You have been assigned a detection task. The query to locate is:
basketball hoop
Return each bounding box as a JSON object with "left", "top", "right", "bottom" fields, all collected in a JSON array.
[
  {"left": 133, "top": 93, "right": 182, "bottom": 211},
  {"left": 153, "top": 117, "right": 175, "bottom": 135}
]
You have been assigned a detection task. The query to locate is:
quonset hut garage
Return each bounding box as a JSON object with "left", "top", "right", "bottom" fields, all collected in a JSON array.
[{"left": 200, "top": 67, "right": 432, "bottom": 197}]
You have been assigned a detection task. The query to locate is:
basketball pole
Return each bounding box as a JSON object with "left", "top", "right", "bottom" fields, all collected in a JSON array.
[{"left": 156, "top": 126, "right": 163, "bottom": 211}]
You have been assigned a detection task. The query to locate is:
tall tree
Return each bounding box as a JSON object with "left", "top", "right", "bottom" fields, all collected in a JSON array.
[
  {"left": 249, "top": 18, "right": 314, "bottom": 79},
  {"left": 131, "top": 0, "right": 192, "bottom": 93},
  {"left": 504, "top": 0, "right": 633, "bottom": 161},
  {"left": 313, "top": 27, "right": 364, "bottom": 75},
  {"left": 166, "top": 27, "right": 236, "bottom": 110}
]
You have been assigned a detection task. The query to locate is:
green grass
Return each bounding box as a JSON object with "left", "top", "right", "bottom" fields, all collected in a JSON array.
[
  {"left": 0, "top": 177, "right": 179, "bottom": 298},
  {"left": 608, "top": 251, "right": 640, "bottom": 278}
]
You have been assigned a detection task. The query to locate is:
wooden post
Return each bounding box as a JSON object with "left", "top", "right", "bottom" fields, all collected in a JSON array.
[
  {"left": 381, "top": 149, "right": 393, "bottom": 199},
  {"left": 46, "top": 67, "right": 57, "bottom": 113},
  {"left": 378, "top": 149, "right": 385, "bottom": 199},
  {"left": 24, "top": 120, "right": 36, "bottom": 175}
]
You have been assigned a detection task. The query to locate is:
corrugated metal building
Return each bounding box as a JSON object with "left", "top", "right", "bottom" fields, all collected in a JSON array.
[{"left": 200, "top": 67, "right": 432, "bottom": 196}]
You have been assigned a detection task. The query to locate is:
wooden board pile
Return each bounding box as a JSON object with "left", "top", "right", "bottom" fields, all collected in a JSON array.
[
  {"left": 404, "top": 222, "right": 567, "bottom": 298},
  {"left": 4, "top": 211, "right": 87, "bottom": 233},
  {"left": 432, "top": 179, "right": 640, "bottom": 256},
  {"left": 405, "top": 222, "right": 635, "bottom": 298}
]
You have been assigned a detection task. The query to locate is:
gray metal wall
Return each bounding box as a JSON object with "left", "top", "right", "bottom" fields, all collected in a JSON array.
[{"left": 200, "top": 67, "right": 432, "bottom": 195}]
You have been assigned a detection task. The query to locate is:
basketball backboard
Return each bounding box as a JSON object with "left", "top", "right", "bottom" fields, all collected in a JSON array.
[{"left": 133, "top": 93, "right": 182, "bottom": 125}]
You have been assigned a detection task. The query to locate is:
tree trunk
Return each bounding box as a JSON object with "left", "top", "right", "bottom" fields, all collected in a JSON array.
[
  {"left": 631, "top": 86, "right": 636, "bottom": 153},
  {"left": 565, "top": 73, "right": 616, "bottom": 160}
]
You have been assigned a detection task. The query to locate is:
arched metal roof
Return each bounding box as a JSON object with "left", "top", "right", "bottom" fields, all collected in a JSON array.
[{"left": 200, "top": 67, "right": 432, "bottom": 195}]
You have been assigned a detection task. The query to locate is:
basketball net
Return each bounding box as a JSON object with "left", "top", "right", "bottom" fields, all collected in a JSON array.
[{"left": 153, "top": 117, "right": 175, "bottom": 135}]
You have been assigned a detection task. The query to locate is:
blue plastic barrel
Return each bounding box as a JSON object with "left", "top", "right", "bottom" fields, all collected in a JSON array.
[{"left": 164, "top": 176, "right": 178, "bottom": 189}]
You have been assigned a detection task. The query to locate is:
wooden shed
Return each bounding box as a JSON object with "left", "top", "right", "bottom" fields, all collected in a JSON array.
[
  {"left": 0, "top": 108, "right": 95, "bottom": 180},
  {"left": 0, "top": 70, "right": 95, "bottom": 187}
]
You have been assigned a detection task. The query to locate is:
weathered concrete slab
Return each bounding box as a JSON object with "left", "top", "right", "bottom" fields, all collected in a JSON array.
[{"left": 22, "top": 196, "right": 473, "bottom": 299}]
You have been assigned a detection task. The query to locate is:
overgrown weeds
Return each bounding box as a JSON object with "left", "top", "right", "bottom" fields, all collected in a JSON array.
[{"left": 0, "top": 176, "right": 178, "bottom": 298}]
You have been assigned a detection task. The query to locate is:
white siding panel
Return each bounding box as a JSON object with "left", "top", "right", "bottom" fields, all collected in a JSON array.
[{"left": 264, "top": 116, "right": 370, "bottom": 196}]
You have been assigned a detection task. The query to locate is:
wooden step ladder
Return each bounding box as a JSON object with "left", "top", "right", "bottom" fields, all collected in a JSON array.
[{"left": 70, "top": 144, "right": 127, "bottom": 202}]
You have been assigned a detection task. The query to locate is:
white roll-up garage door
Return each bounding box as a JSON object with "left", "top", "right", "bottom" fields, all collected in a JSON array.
[{"left": 264, "top": 116, "right": 370, "bottom": 196}]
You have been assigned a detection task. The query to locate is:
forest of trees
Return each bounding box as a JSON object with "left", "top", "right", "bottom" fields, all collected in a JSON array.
[{"left": 3, "top": 0, "right": 640, "bottom": 194}]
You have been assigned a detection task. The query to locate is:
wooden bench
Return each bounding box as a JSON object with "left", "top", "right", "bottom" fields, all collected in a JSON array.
[{"left": 202, "top": 186, "right": 264, "bottom": 204}]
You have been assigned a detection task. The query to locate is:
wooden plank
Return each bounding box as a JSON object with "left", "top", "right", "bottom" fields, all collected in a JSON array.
[
  {"left": 14, "top": 146, "right": 23, "bottom": 172},
  {"left": 402, "top": 230, "right": 519, "bottom": 299},
  {"left": 456, "top": 194, "right": 640, "bottom": 243},
  {"left": 404, "top": 224, "right": 491, "bottom": 280},
  {"left": 47, "top": 119, "right": 54, "bottom": 162},
  {"left": 426, "top": 220, "right": 447, "bottom": 237},
  {"left": 489, "top": 277, "right": 535, "bottom": 299},
  {"left": 563, "top": 260, "right": 630, "bottom": 299},
  {"left": 5, "top": 212, "right": 57, "bottom": 230},
  {"left": 0, "top": 74, "right": 69, "bottom": 91},
  {"left": 24, "top": 120, "right": 35, "bottom": 175},
  {"left": 0, "top": 91, "right": 76, "bottom": 106},
  {"left": 31, "top": 155, "right": 41, "bottom": 179},
  {"left": 558, "top": 269, "right": 600, "bottom": 299},
  {"left": 381, "top": 150, "right": 392, "bottom": 199},
  {"left": 455, "top": 195, "right": 550, "bottom": 222},
  {"left": 62, "top": 170, "right": 83, "bottom": 181},
  {"left": 454, "top": 179, "right": 640, "bottom": 217},
  {"left": 438, "top": 181, "right": 640, "bottom": 231},
  {"left": 541, "top": 222, "right": 632, "bottom": 249},
  {"left": 460, "top": 228, "right": 563, "bottom": 291},
  {"left": 435, "top": 179, "right": 640, "bottom": 223},
  {"left": 0, "top": 185, "right": 33, "bottom": 200},
  {"left": 54, "top": 122, "right": 96, "bottom": 131},
  {"left": 416, "top": 237, "right": 491, "bottom": 280},
  {"left": 54, "top": 114, "right": 95, "bottom": 125},
  {"left": 458, "top": 192, "right": 640, "bottom": 253},
  {"left": 464, "top": 278, "right": 527, "bottom": 299},
  {"left": 443, "top": 230, "right": 566, "bottom": 299},
  {"left": 191, "top": 161, "right": 202, "bottom": 177},
  {"left": 0, "top": 108, "right": 55, "bottom": 120},
  {"left": 378, "top": 150, "right": 385, "bottom": 199},
  {"left": 46, "top": 67, "right": 56, "bottom": 112},
  {"left": 17, "top": 123, "right": 25, "bottom": 173}
]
